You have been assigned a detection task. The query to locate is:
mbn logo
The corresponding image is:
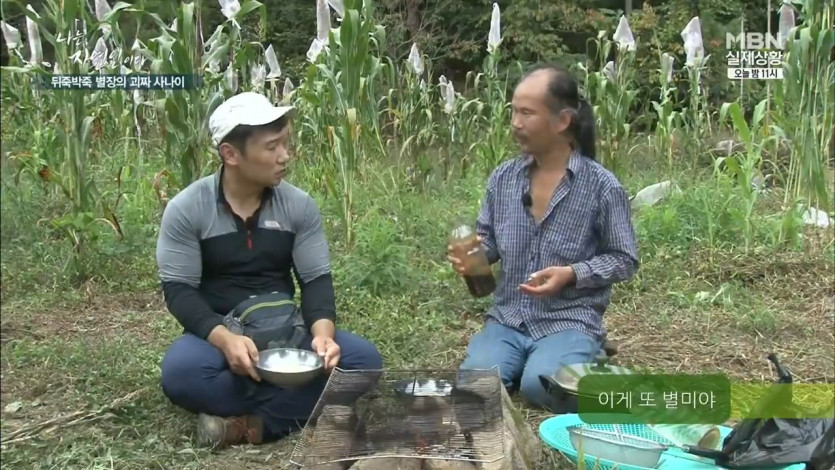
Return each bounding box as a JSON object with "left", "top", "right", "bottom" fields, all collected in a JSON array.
[{"left": 726, "top": 32, "right": 782, "bottom": 49}]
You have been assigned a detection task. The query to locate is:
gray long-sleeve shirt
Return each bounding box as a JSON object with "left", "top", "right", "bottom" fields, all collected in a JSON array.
[
  {"left": 155, "top": 168, "right": 335, "bottom": 339},
  {"left": 476, "top": 151, "right": 639, "bottom": 342}
]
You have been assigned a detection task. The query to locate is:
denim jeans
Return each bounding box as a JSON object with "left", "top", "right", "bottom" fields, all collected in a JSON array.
[
  {"left": 160, "top": 330, "right": 383, "bottom": 441},
  {"left": 460, "top": 322, "right": 602, "bottom": 412}
]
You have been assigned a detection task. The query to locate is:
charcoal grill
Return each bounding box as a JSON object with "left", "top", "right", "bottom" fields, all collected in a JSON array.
[{"left": 289, "top": 367, "right": 505, "bottom": 467}]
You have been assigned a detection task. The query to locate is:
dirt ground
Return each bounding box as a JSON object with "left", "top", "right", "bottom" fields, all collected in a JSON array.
[{"left": 1, "top": 247, "right": 833, "bottom": 468}]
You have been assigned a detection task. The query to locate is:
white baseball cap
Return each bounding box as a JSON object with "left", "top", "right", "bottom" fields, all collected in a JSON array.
[{"left": 208, "top": 92, "right": 295, "bottom": 147}]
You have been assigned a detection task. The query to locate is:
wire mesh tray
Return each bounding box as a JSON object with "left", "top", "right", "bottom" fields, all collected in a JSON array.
[{"left": 289, "top": 367, "right": 505, "bottom": 467}]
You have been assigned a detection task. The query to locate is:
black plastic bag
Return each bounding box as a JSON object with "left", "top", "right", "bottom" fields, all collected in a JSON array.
[
  {"left": 716, "top": 354, "right": 835, "bottom": 469},
  {"left": 808, "top": 419, "right": 835, "bottom": 470},
  {"left": 720, "top": 417, "right": 835, "bottom": 469}
]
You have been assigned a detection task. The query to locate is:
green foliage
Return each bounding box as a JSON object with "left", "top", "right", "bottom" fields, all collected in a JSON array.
[
  {"left": 2, "top": 0, "right": 832, "bottom": 283},
  {"left": 0, "top": 5, "right": 832, "bottom": 470}
]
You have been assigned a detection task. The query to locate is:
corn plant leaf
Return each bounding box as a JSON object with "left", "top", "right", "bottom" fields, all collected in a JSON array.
[
  {"left": 15, "top": 2, "right": 55, "bottom": 47},
  {"left": 206, "top": 91, "right": 226, "bottom": 119},
  {"left": 721, "top": 102, "right": 751, "bottom": 144},
  {"left": 142, "top": 11, "right": 172, "bottom": 34},
  {"left": 107, "top": 2, "right": 136, "bottom": 13},
  {"left": 0, "top": 65, "right": 32, "bottom": 73},
  {"left": 164, "top": 98, "right": 189, "bottom": 135},
  {"left": 131, "top": 42, "right": 148, "bottom": 70},
  {"left": 204, "top": 25, "right": 225, "bottom": 51},
  {"left": 751, "top": 99, "right": 768, "bottom": 130},
  {"left": 170, "top": 41, "right": 193, "bottom": 73},
  {"left": 718, "top": 102, "right": 730, "bottom": 128},
  {"left": 236, "top": 0, "right": 264, "bottom": 21},
  {"left": 203, "top": 42, "right": 230, "bottom": 69}
]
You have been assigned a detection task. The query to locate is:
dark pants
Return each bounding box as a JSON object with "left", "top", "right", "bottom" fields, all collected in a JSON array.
[{"left": 160, "top": 330, "right": 383, "bottom": 441}]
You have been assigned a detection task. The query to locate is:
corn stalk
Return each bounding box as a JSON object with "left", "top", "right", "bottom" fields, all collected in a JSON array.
[
  {"left": 469, "top": 49, "right": 512, "bottom": 177},
  {"left": 296, "top": 0, "right": 386, "bottom": 245},
  {"left": 580, "top": 31, "right": 638, "bottom": 176},
  {"left": 382, "top": 47, "right": 437, "bottom": 176},
  {"left": 771, "top": 0, "right": 834, "bottom": 219},
  {"left": 651, "top": 53, "right": 681, "bottom": 171},
  {"left": 715, "top": 100, "right": 776, "bottom": 252},
  {"left": 440, "top": 74, "right": 483, "bottom": 180},
  {"left": 3, "top": 0, "right": 127, "bottom": 279},
  {"left": 682, "top": 58, "right": 712, "bottom": 155},
  {"left": 142, "top": 0, "right": 265, "bottom": 188}
]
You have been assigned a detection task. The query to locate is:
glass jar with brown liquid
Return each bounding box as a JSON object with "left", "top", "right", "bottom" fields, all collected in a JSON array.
[{"left": 449, "top": 224, "right": 497, "bottom": 298}]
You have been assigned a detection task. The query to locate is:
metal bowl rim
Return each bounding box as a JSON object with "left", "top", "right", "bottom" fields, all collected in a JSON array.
[{"left": 256, "top": 348, "right": 324, "bottom": 374}]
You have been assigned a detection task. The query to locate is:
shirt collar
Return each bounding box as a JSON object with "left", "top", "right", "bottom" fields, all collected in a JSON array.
[
  {"left": 517, "top": 149, "right": 585, "bottom": 178},
  {"left": 215, "top": 165, "right": 272, "bottom": 206}
]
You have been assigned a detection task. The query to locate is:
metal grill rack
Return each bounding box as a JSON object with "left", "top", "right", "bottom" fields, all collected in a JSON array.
[{"left": 289, "top": 367, "right": 505, "bottom": 467}]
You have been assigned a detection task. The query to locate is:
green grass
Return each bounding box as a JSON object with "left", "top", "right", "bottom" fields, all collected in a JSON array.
[
  {"left": 1, "top": 146, "right": 833, "bottom": 469},
  {"left": 2, "top": 0, "right": 833, "bottom": 466}
]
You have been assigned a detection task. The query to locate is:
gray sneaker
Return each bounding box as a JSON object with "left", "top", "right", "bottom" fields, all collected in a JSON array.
[{"left": 196, "top": 413, "right": 264, "bottom": 450}]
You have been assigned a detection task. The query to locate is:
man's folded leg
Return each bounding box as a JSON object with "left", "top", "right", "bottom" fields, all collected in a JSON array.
[
  {"left": 160, "top": 330, "right": 382, "bottom": 448},
  {"left": 459, "top": 322, "right": 528, "bottom": 392},
  {"left": 518, "top": 328, "right": 602, "bottom": 412}
]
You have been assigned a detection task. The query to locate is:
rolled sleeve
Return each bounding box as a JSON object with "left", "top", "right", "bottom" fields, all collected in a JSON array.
[
  {"left": 476, "top": 172, "right": 501, "bottom": 265},
  {"left": 571, "top": 184, "right": 639, "bottom": 289}
]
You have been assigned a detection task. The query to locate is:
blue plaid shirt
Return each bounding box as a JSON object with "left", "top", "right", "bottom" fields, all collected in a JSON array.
[{"left": 476, "top": 150, "right": 639, "bottom": 342}]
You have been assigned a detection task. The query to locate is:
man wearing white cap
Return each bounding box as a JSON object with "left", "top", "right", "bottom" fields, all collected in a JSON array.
[{"left": 155, "top": 92, "right": 383, "bottom": 449}]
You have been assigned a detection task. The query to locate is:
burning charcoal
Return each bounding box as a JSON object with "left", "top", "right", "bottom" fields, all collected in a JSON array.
[
  {"left": 350, "top": 457, "right": 422, "bottom": 470},
  {"left": 406, "top": 402, "right": 451, "bottom": 431},
  {"left": 453, "top": 400, "right": 491, "bottom": 432},
  {"left": 298, "top": 370, "right": 513, "bottom": 468},
  {"left": 454, "top": 376, "right": 498, "bottom": 402},
  {"left": 318, "top": 405, "right": 358, "bottom": 429},
  {"left": 410, "top": 395, "right": 452, "bottom": 414},
  {"left": 313, "top": 405, "right": 359, "bottom": 461},
  {"left": 451, "top": 389, "right": 500, "bottom": 435},
  {"left": 425, "top": 460, "right": 478, "bottom": 470}
]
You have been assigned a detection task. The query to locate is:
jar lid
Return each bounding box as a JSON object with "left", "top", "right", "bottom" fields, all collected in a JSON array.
[{"left": 451, "top": 224, "right": 474, "bottom": 239}]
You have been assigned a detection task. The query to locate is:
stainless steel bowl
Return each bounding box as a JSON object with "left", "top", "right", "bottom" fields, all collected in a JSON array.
[{"left": 256, "top": 348, "right": 324, "bottom": 387}]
